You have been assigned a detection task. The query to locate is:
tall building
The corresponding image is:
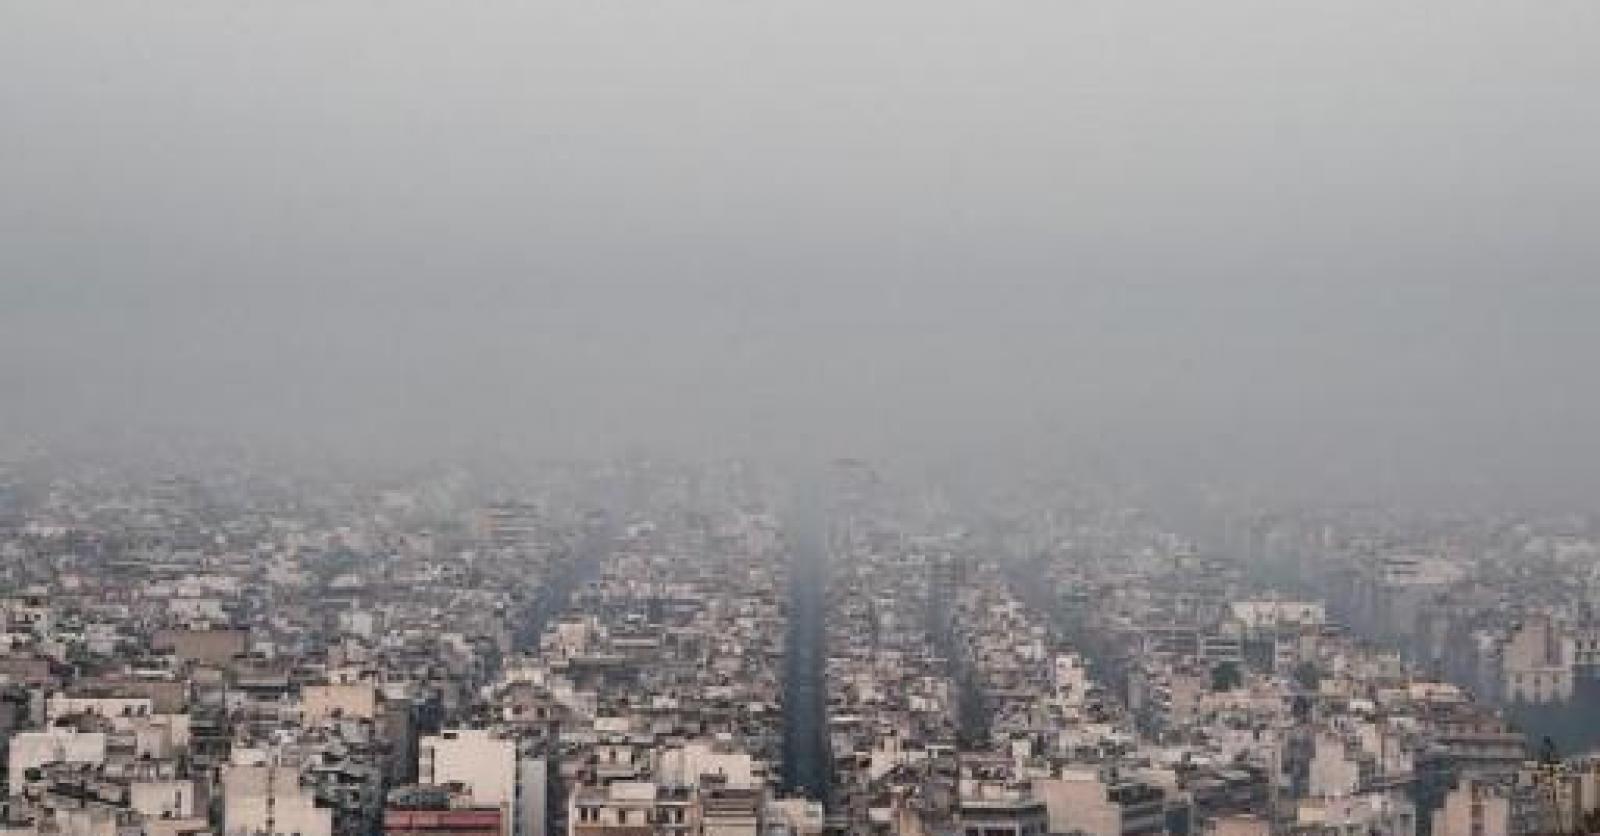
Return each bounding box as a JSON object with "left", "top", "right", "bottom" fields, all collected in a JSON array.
[{"left": 420, "top": 730, "right": 534, "bottom": 836}]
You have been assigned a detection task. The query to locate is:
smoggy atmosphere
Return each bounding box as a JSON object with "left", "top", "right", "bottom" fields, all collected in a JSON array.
[
  {"left": 5, "top": 2, "right": 1599, "bottom": 500},
  {"left": 8, "top": 6, "right": 1600, "bottom": 836}
]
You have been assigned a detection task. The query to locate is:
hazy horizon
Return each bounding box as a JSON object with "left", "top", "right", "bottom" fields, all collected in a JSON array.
[{"left": 4, "top": 2, "right": 1599, "bottom": 504}]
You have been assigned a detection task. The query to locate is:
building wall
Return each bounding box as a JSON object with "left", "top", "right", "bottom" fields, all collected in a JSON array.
[
  {"left": 145, "top": 817, "right": 211, "bottom": 836},
  {"left": 130, "top": 779, "right": 201, "bottom": 820},
  {"left": 1502, "top": 618, "right": 1575, "bottom": 704},
  {"left": 702, "top": 815, "right": 761, "bottom": 836},
  {"left": 46, "top": 695, "right": 155, "bottom": 725},
  {"left": 223, "top": 765, "right": 333, "bottom": 836},
  {"left": 656, "top": 743, "right": 756, "bottom": 789},
  {"left": 1436, "top": 781, "right": 1510, "bottom": 836},
  {"left": 1309, "top": 734, "right": 1361, "bottom": 799},
  {"left": 1032, "top": 776, "right": 1119, "bottom": 836},
  {"left": 50, "top": 806, "right": 123, "bottom": 836},
  {"left": 302, "top": 684, "right": 379, "bottom": 722},
  {"left": 1302, "top": 793, "right": 1415, "bottom": 836},
  {"left": 518, "top": 757, "right": 547, "bottom": 836},
  {"left": 419, "top": 730, "right": 517, "bottom": 836},
  {"left": 132, "top": 713, "right": 193, "bottom": 760},
  {"left": 8, "top": 729, "right": 107, "bottom": 795},
  {"left": 569, "top": 780, "right": 670, "bottom": 836},
  {"left": 154, "top": 629, "right": 250, "bottom": 667}
]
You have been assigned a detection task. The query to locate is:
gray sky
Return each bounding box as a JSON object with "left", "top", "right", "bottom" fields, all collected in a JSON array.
[{"left": 3, "top": 2, "right": 1598, "bottom": 499}]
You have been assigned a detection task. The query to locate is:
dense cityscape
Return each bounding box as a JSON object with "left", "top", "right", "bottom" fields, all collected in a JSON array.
[
  {"left": 6, "top": 3, "right": 1598, "bottom": 836},
  {"left": 2, "top": 452, "right": 1599, "bottom": 836}
]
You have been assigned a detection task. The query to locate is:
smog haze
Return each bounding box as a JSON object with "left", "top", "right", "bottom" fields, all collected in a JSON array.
[{"left": 4, "top": 2, "right": 1598, "bottom": 502}]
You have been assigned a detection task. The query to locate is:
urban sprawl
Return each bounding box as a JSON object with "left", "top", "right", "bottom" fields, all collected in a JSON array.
[{"left": 1, "top": 456, "right": 1598, "bottom": 836}]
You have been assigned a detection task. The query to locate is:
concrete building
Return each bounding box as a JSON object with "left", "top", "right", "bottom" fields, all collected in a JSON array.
[
  {"left": 8, "top": 728, "right": 107, "bottom": 796},
  {"left": 1032, "top": 771, "right": 1166, "bottom": 836},
  {"left": 1502, "top": 617, "right": 1573, "bottom": 704},
  {"left": 419, "top": 730, "right": 519, "bottom": 836},
  {"left": 697, "top": 784, "right": 761, "bottom": 836},
  {"left": 1294, "top": 792, "right": 1415, "bottom": 836},
  {"left": 956, "top": 798, "right": 1049, "bottom": 836},
  {"left": 569, "top": 781, "right": 659, "bottom": 836},
  {"left": 386, "top": 786, "right": 506, "bottom": 836},
  {"left": 302, "top": 684, "right": 379, "bottom": 722},
  {"left": 1435, "top": 779, "right": 1511, "bottom": 836},
  {"left": 223, "top": 765, "right": 334, "bottom": 836},
  {"left": 130, "top": 779, "right": 202, "bottom": 820}
]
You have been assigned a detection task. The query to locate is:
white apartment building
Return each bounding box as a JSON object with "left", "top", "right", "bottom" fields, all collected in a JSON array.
[{"left": 222, "top": 765, "right": 333, "bottom": 836}]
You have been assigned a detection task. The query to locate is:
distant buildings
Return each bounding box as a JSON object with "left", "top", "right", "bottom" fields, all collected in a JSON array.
[{"left": 1, "top": 454, "right": 1599, "bottom": 836}]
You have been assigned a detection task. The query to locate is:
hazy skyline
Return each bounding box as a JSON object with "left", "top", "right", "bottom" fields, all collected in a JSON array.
[{"left": 4, "top": 2, "right": 1598, "bottom": 500}]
